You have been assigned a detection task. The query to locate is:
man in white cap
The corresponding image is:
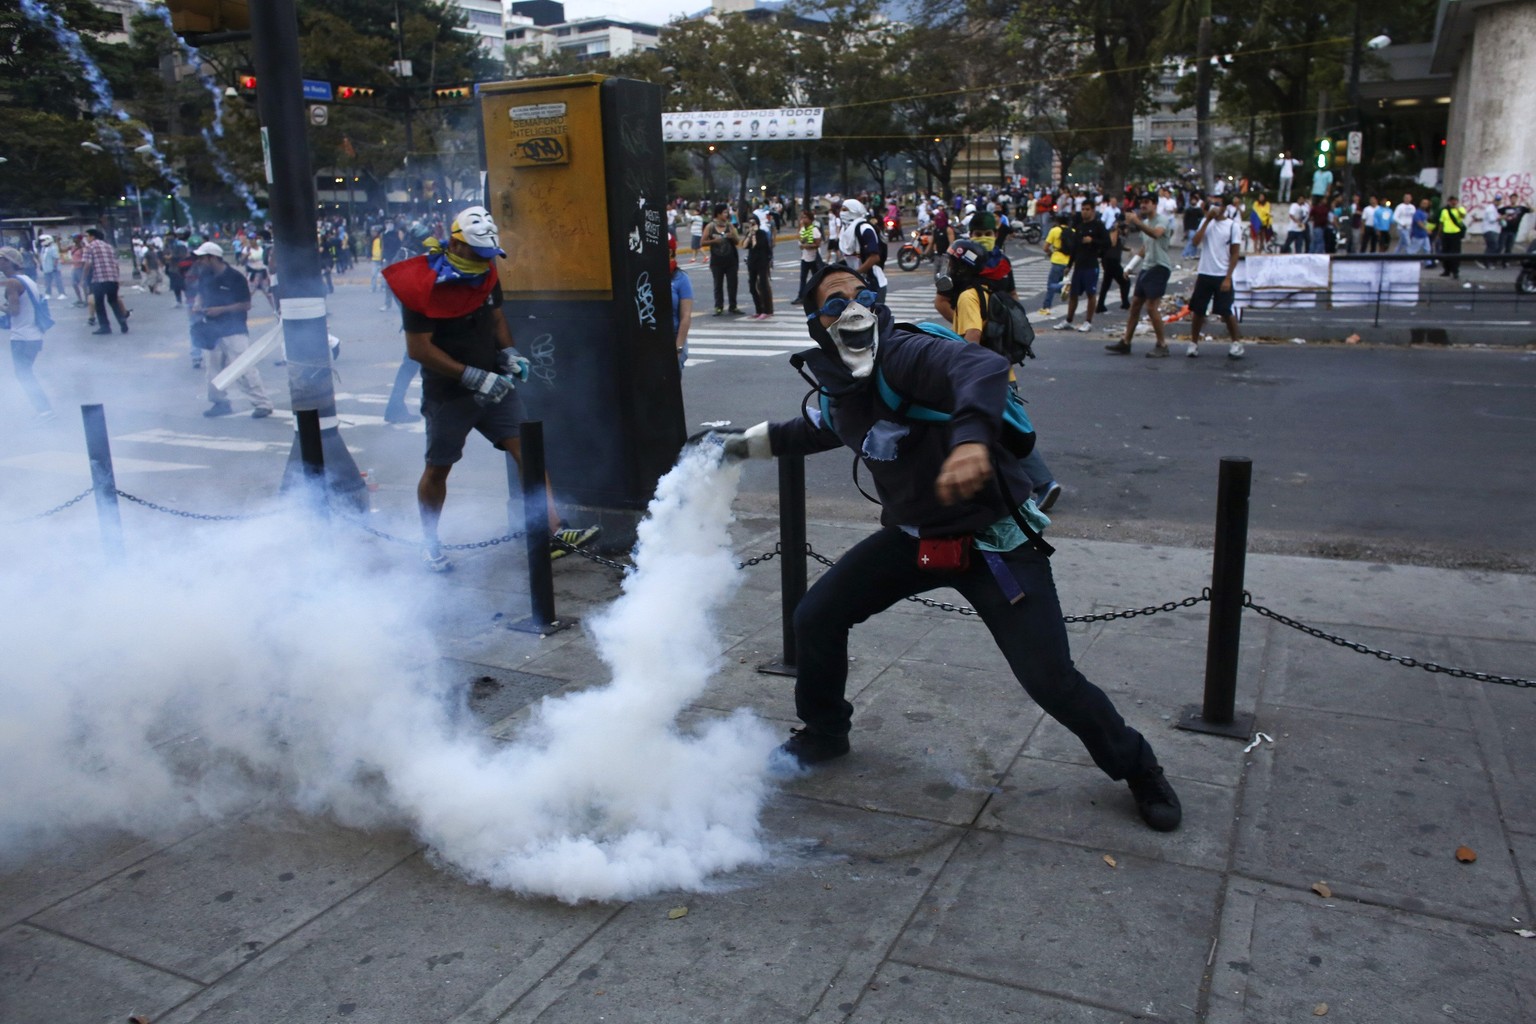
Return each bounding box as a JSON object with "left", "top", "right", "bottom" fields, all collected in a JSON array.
[
  {"left": 382, "top": 205, "right": 598, "bottom": 571},
  {"left": 190, "top": 241, "right": 274, "bottom": 419},
  {"left": 0, "top": 246, "right": 55, "bottom": 420}
]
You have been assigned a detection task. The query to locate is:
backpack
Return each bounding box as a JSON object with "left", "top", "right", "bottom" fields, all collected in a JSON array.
[
  {"left": 972, "top": 284, "right": 1035, "bottom": 365},
  {"left": 18, "top": 275, "right": 53, "bottom": 333},
  {"left": 1054, "top": 222, "right": 1076, "bottom": 258},
  {"left": 804, "top": 321, "right": 1037, "bottom": 459},
  {"left": 858, "top": 221, "right": 887, "bottom": 266}
]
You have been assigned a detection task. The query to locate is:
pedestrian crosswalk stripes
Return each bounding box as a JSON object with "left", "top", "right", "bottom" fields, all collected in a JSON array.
[{"left": 684, "top": 257, "right": 1056, "bottom": 362}]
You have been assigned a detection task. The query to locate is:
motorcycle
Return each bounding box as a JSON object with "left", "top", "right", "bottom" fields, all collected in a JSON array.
[
  {"left": 1017, "top": 219, "right": 1044, "bottom": 245},
  {"left": 1517, "top": 244, "right": 1536, "bottom": 295},
  {"left": 884, "top": 216, "right": 903, "bottom": 242},
  {"left": 897, "top": 227, "right": 936, "bottom": 272}
]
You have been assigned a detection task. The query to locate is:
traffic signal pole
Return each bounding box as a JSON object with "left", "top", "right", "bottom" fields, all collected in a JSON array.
[{"left": 248, "top": 0, "right": 365, "bottom": 508}]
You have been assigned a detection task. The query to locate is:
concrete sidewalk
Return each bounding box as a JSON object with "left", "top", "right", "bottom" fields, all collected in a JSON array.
[{"left": 3, "top": 513, "right": 1533, "bottom": 1023}]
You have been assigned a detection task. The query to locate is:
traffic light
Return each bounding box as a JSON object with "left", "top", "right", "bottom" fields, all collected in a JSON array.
[
  {"left": 238, "top": 74, "right": 257, "bottom": 91},
  {"left": 338, "top": 86, "right": 375, "bottom": 100},
  {"left": 435, "top": 86, "right": 470, "bottom": 100},
  {"left": 1316, "top": 137, "right": 1332, "bottom": 169}
]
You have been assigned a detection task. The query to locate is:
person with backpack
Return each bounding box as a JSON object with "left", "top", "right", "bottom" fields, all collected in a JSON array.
[
  {"left": 935, "top": 240, "right": 1062, "bottom": 511},
  {"left": 701, "top": 204, "right": 742, "bottom": 316},
  {"left": 702, "top": 264, "right": 1182, "bottom": 833},
  {"left": 837, "top": 199, "right": 889, "bottom": 303},
  {"left": 0, "top": 247, "right": 56, "bottom": 420},
  {"left": 1436, "top": 195, "right": 1468, "bottom": 280}
]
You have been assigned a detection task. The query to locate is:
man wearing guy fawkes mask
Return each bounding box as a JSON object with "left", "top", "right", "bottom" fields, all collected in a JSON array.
[
  {"left": 714, "top": 264, "right": 1182, "bottom": 832},
  {"left": 384, "top": 205, "right": 598, "bottom": 572}
]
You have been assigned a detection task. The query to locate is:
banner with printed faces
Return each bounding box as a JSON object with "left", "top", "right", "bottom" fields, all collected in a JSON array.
[{"left": 661, "top": 108, "right": 823, "bottom": 143}]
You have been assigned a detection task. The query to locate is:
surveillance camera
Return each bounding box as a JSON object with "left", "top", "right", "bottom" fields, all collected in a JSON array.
[{"left": 1366, "top": 34, "right": 1392, "bottom": 50}]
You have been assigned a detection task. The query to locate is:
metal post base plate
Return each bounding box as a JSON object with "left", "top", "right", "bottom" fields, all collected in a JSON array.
[
  {"left": 1176, "top": 704, "right": 1256, "bottom": 740},
  {"left": 507, "top": 615, "right": 578, "bottom": 638},
  {"left": 757, "top": 661, "right": 796, "bottom": 677}
]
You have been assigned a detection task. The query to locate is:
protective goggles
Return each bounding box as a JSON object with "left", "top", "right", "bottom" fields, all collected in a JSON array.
[{"left": 806, "top": 288, "right": 879, "bottom": 321}]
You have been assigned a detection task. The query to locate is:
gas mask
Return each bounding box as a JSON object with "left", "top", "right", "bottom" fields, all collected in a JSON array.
[{"left": 452, "top": 205, "right": 506, "bottom": 259}]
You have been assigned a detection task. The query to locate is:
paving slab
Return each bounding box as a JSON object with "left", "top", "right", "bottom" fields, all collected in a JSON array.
[
  {"left": 31, "top": 811, "right": 418, "bottom": 984},
  {"left": 846, "top": 964, "right": 1135, "bottom": 1023},
  {"left": 0, "top": 923, "right": 203, "bottom": 1024},
  {"left": 773, "top": 657, "right": 1042, "bottom": 826},
  {"left": 1261, "top": 622, "right": 1481, "bottom": 731},
  {"left": 981, "top": 757, "right": 1238, "bottom": 872},
  {"left": 493, "top": 797, "right": 964, "bottom": 1024},
  {"left": 892, "top": 830, "right": 1222, "bottom": 1019},
  {"left": 1207, "top": 880, "right": 1536, "bottom": 1024},
  {"left": 1457, "top": 635, "right": 1536, "bottom": 837},
  {"left": 155, "top": 855, "right": 617, "bottom": 1024},
  {"left": 1233, "top": 706, "right": 1526, "bottom": 927}
]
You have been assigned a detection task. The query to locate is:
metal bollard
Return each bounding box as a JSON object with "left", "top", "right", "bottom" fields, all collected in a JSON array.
[
  {"left": 759, "top": 453, "right": 807, "bottom": 677},
  {"left": 80, "top": 404, "right": 124, "bottom": 560},
  {"left": 507, "top": 420, "right": 573, "bottom": 636},
  {"left": 294, "top": 409, "right": 328, "bottom": 517},
  {"left": 1180, "top": 456, "right": 1256, "bottom": 739}
]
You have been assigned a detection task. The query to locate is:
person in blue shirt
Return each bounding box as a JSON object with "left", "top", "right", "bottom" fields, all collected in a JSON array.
[{"left": 669, "top": 236, "right": 693, "bottom": 368}]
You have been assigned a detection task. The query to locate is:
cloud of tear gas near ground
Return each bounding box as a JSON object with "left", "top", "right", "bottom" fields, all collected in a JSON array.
[{"left": 0, "top": 447, "right": 780, "bottom": 902}]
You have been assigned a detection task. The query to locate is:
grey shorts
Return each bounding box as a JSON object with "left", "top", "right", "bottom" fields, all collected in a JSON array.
[{"left": 422, "top": 389, "right": 526, "bottom": 466}]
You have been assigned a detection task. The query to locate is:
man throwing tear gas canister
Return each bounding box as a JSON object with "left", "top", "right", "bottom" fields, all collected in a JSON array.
[
  {"left": 702, "top": 264, "right": 1181, "bottom": 832},
  {"left": 384, "top": 205, "right": 598, "bottom": 572}
]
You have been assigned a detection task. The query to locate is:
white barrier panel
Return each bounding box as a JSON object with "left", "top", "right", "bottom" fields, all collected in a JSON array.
[
  {"left": 1233, "top": 254, "right": 1328, "bottom": 309},
  {"left": 1331, "top": 260, "right": 1421, "bottom": 307}
]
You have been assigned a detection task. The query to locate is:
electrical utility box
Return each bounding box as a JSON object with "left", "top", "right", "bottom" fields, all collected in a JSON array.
[{"left": 479, "top": 74, "right": 684, "bottom": 530}]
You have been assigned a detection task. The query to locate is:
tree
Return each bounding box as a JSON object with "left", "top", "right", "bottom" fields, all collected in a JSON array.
[{"left": 0, "top": 0, "right": 135, "bottom": 215}]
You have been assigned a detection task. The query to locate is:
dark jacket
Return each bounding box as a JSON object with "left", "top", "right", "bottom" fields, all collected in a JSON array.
[{"left": 769, "top": 314, "right": 1034, "bottom": 537}]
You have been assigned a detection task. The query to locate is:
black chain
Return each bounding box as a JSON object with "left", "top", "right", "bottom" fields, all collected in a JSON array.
[
  {"left": 334, "top": 512, "right": 526, "bottom": 551},
  {"left": 7, "top": 488, "right": 93, "bottom": 524},
  {"left": 115, "top": 490, "right": 273, "bottom": 522},
  {"left": 552, "top": 538, "right": 632, "bottom": 572},
  {"left": 1243, "top": 593, "right": 1535, "bottom": 689}
]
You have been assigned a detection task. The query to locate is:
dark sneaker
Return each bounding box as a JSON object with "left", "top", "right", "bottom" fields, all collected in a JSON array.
[
  {"left": 251, "top": 407, "right": 273, "bottom": 419},
  {"left": 550, "top": 524, "right": 600, "bottom": 561},
  {"left": 1036, "top": 480, "right": 1062, "bottom": 512},
  {"left": 202, "top": 401, "right": 234, "bottom": 417},
  {"left": 1127, "top": 766, "right": 1182, "bottom": 831},
  {"left": 777, "top": 727, "right": 850, "bottom": 766},
  {"left": 1104, "top": 340, "right": 1131, "bottom": 354}
]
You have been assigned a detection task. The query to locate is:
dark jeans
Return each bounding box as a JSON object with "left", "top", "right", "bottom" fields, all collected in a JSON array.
[
  {"left": 710, "top": 257, "right": 739, "bottom": 311},
  {"left": 1098, "top": 257, "right": 1129, "bottom": 308},
  {"left": 792, "top": 527, "right": 1156, "bottom": 781},
  {"left": 747, "top": 259, "right": 772, "bottom": 314},
  {"left": 11, "top": 338, "right": 51, "bottom": 414},
  {"left": 1439, "top": 233, "right": 1463, "bottom": 277},
  {"left": 795, "top": 258, "right": 821, "bottom": 303},
  {"left": 91, "top": 281, "right": 128, "bottom": 331}
]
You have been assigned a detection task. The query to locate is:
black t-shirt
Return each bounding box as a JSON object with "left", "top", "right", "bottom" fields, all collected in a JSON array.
[
  {"left": 401, "top": 287, "right": 504, "bottom": 400},
  {"left": 1498, "top": 205, "right": 1529, "bottom": 231},
  {"left": 1069, "top": 218, "right": 1111, "bottom": 263},
  {"left": 200, "top": 263, "right": 251, "bottom": 337}
]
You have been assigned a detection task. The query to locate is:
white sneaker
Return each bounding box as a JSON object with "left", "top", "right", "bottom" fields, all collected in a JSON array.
[
  {"left": 1228, "top": 341, "right": 1245, "bottom": 358},
  {"left": 422, "top": 547, "right": 453, "bottom": 573},
  {"left": 1074, "top": 322, "right": 1093, "bottom": 333},
  {"left": 1187, "top": 344, "right": 1200, "bottom": 358},
  {"left": 1052, "top": 320, "right": 1072, "bottom": 330}
]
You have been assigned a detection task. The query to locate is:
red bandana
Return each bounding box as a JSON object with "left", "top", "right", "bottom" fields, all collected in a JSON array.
[{"left": 381, "top": 255, "right": 500, "bottom": 319}]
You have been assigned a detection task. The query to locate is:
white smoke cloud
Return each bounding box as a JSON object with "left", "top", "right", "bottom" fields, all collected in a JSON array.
[{"left": 0, "top": 447, "right": 780, "bottom": 902}]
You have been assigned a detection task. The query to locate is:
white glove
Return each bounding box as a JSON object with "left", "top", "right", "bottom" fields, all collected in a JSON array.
[
  {"left": 497, "top": 349, "right": 531, "bottom": 382},
  {"left": 460, "top": 366, "right": 515, "bottom": 405},
  {"left": 721, "top": 421, "right": 771, "bottom": 462}
]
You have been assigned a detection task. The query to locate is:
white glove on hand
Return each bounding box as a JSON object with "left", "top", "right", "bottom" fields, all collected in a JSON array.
[
  {"left": 460, "top": 366, "right": 515, "bottom": 405},
  {"left": 496, "top": 349, "right": 531, "bottom": 382},
  {"left": 721, "top": 421, "right": 772, "bottom": 462}
]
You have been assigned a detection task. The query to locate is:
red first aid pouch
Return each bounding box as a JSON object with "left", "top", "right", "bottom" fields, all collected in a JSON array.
[{"left": 917, "top": 535, "right": 972, "bottom": 572}]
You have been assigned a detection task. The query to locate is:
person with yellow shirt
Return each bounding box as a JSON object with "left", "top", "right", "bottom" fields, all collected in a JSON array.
[
  {"left": 1039, "top": 219, "right": 1072, "bottom": 316},
  {"left": 1436, "top": 195, "right": 1467, "bottom": 280},
  {"left": 933, "top": 239, "right": 1062, "bottom": 511}
]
